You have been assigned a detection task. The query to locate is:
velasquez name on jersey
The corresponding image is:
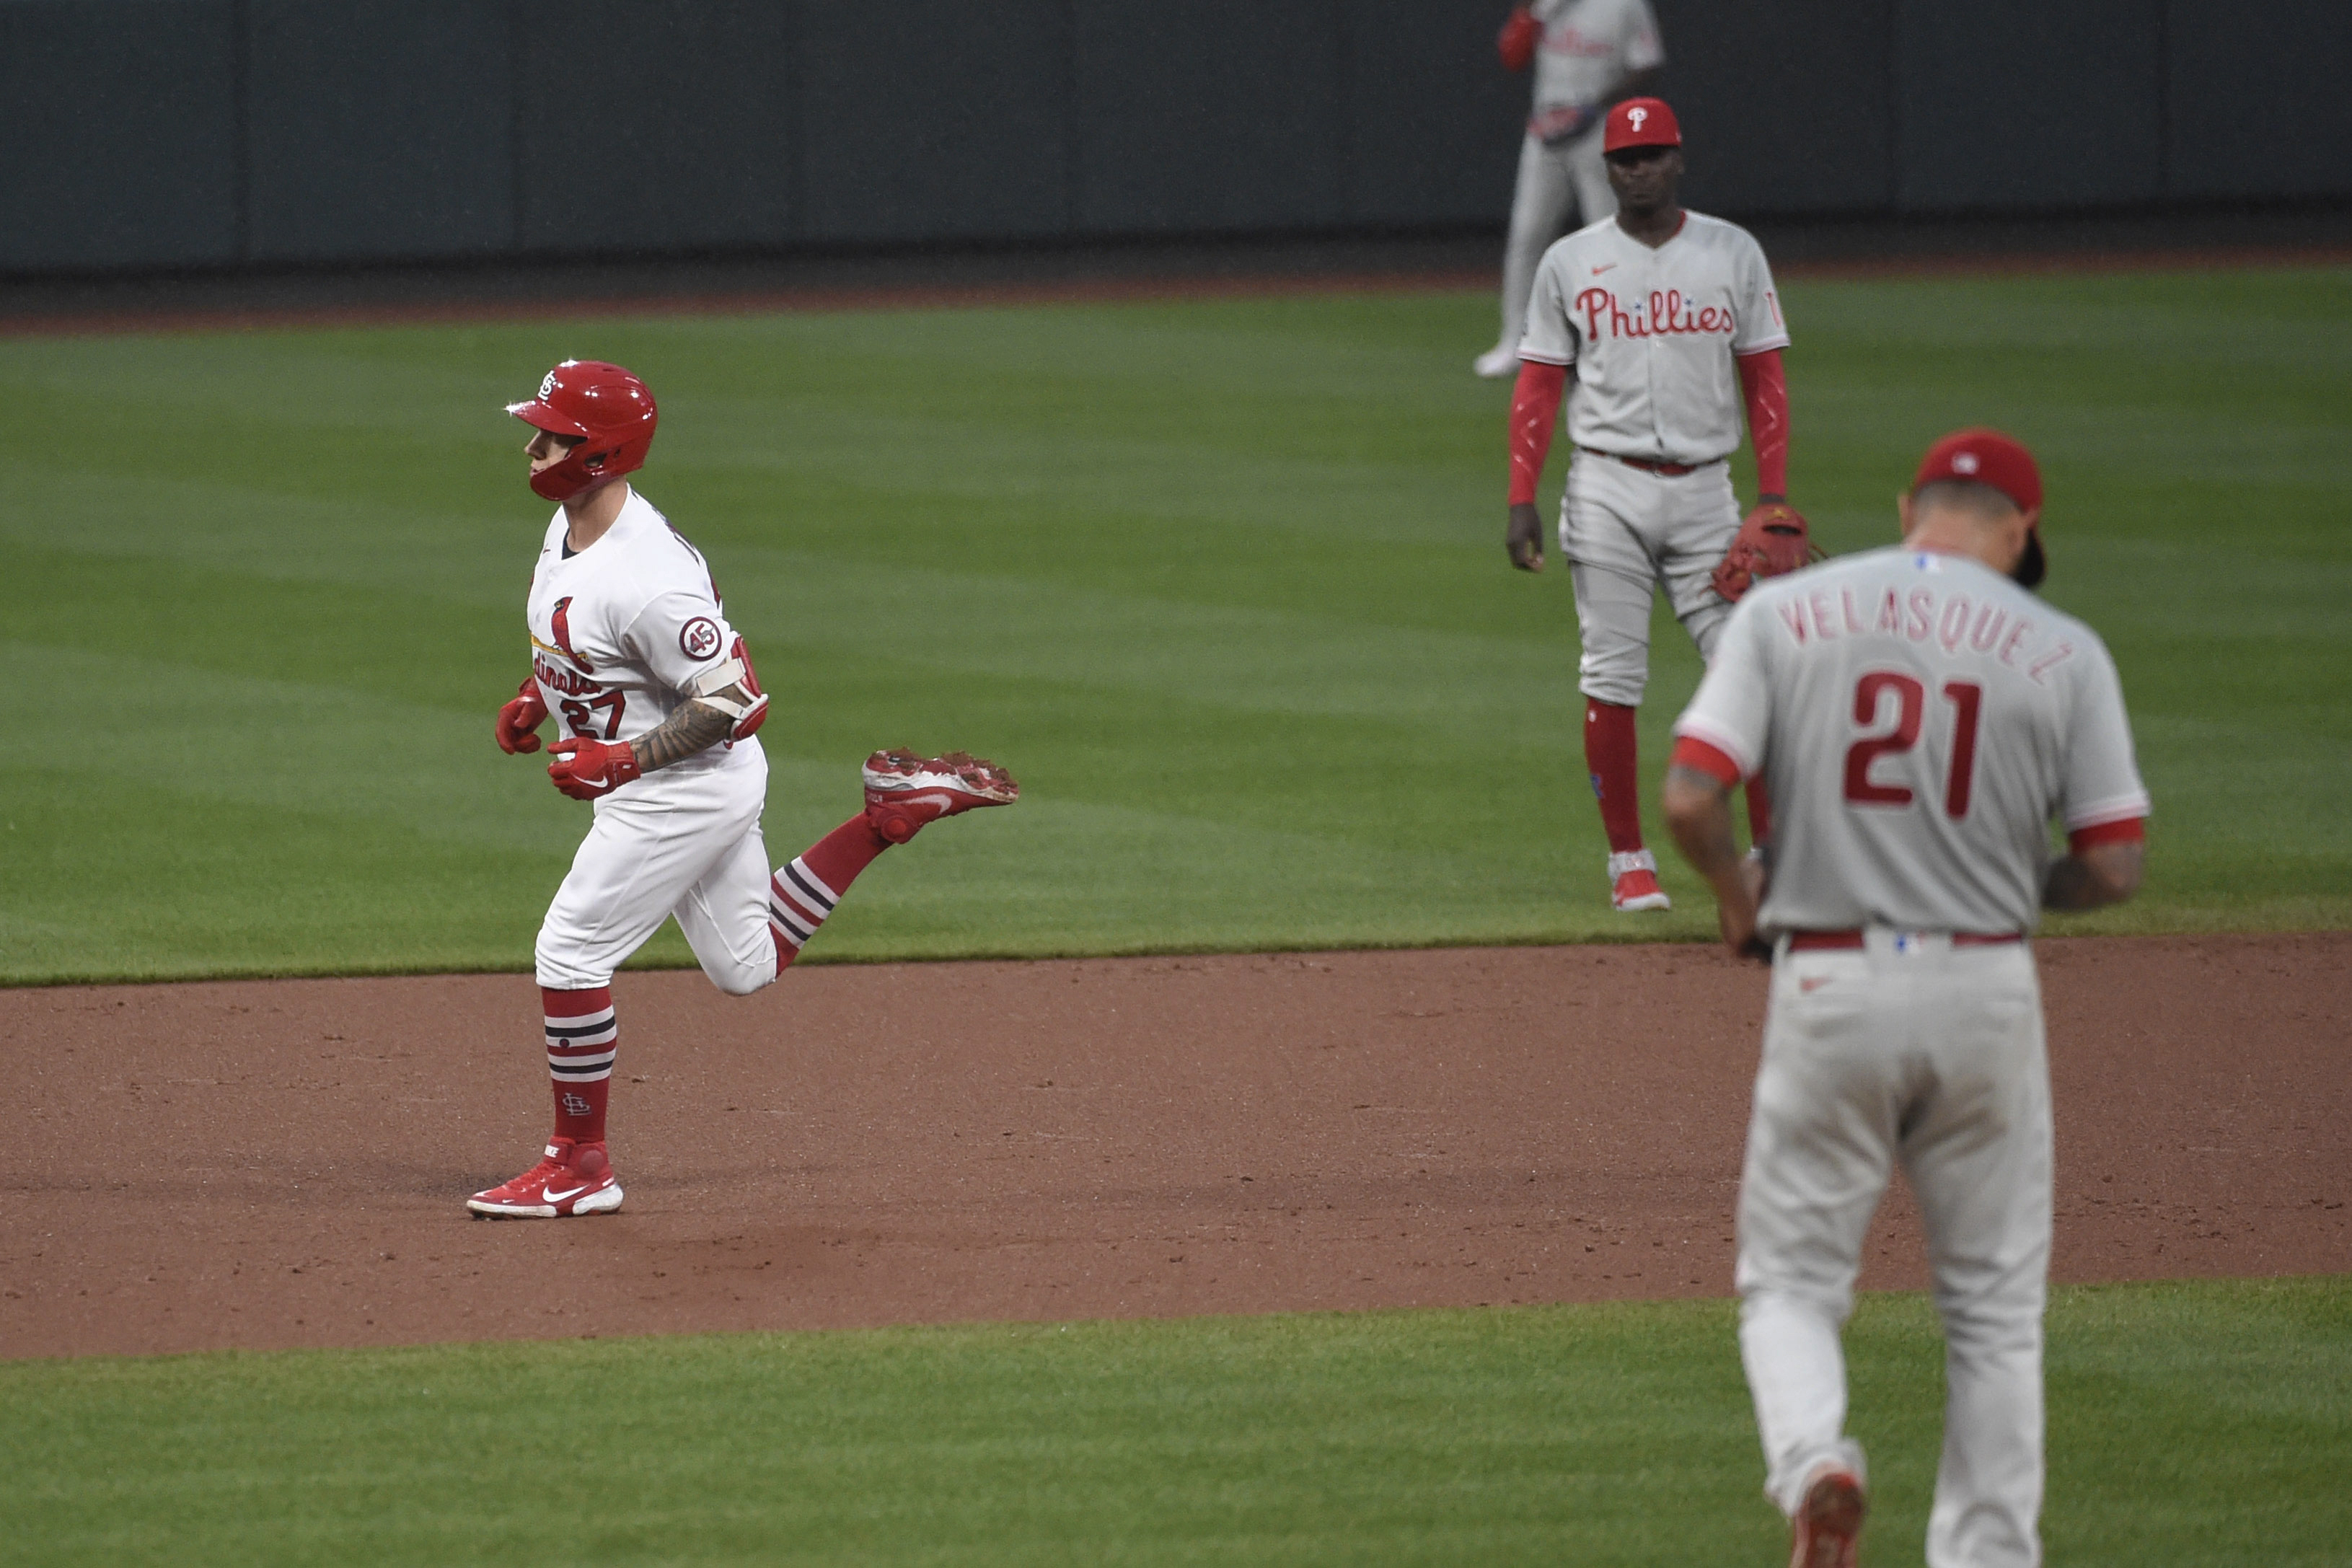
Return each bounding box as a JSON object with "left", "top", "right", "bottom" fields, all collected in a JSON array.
[{"left": 1768, "top": 567, "right": 2079, "bottom": 684}]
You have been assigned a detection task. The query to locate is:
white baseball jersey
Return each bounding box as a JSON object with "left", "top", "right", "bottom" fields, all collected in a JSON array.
[
  {"left": 1675, "top": 546, "right": 2149, "bottom": 935},
  {"left": 1530, "top": 0, "right": 1663, "bottom": 112},
  {"left": 1519, "top": 211, "right": 1787, "bottom": 466},
  {"left": 525, "top": 487, "right": 756, "bottom": 779}
]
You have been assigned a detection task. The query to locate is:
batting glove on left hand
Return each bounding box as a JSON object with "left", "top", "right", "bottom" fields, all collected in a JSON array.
[
  {"left": 495, "top": 675, "right": 548, "bottom": 754},
  {"left": 547, "top": 736, "right": 642, "bottom": 800}
]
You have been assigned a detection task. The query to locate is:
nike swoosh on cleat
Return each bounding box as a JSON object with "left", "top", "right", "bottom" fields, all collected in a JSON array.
[{"left": 544, "top": 1183, "right": 594, "bottom": 1203}]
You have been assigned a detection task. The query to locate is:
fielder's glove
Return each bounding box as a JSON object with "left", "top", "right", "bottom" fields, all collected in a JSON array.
[
  {"left": 495, "top": 675, "right": 548, "bottom": 754},
  {"left": 547, "top": 736, "right": 642, "bottom": 800},
  {"left": 1712, "top": 501, "right": 1823, "bottom": 602},
  {"left": 1530, "top": 103, "right": 1600, "bottom": 146}
]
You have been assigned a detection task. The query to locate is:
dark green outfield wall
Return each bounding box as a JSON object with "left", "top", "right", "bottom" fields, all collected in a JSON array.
[{"left": 3, "top": 0, "right": 2349, "bottom": 276}]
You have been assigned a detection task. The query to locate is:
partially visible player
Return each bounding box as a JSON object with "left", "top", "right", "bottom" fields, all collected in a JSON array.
[
  {"left": 468, "top": 359, "right": 1018, "bottom": 1219},
  {"left": 1476, "top": 0, "right": 1665, "bottom": 379},
  {"left": 1504, "top": 97, "right": 1797, "bottom": 911},
  {"left": 1662, "top": 430, "right": 2149, "bottom": 1567}
]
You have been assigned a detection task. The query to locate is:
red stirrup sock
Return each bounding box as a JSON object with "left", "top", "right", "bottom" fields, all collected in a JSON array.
[
  {"left": 1744, "top": 776, "right": 1774, "bottom": 850},
  {"left": 1583, "top": 698, "right": 1647, "bottom": 853},
  {"left": 770, "top": 814, "right": 894, "bottom": 974},
  {"left": 543, "top": 985, "right": 615, "bottom": 1144}
]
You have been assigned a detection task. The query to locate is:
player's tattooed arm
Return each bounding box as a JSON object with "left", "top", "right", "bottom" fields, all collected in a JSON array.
[
  {"left": 2043, "top": 840, "right": 2144, "bottom": 910},
  {"left": 627, "top": 690, "right": 747, "bottom": 773}
]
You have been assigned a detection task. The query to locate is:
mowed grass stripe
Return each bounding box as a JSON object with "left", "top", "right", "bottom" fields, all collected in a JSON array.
[
  {"left": 2, "top": 272, "right": 2346, "bottom": 982},
  {"left": 1, "top": 1279, "right": 2345, "bottom": 1567}
]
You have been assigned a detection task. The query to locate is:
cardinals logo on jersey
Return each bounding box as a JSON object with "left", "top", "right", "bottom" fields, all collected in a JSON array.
[{"left": 547, "top": 596, "right": 595, "bottom": 674}]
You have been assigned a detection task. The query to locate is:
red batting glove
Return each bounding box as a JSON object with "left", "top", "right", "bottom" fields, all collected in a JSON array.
[
  {"left": 495, "top": 676, "right": 548, "bottom": 754},
  {"left": 547, "top": 736, "right": 642, "bottom": 800}
]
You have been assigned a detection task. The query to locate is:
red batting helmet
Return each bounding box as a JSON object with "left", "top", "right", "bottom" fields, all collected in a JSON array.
[{"left": 506, "top": 360, "right": 659, "bottom": 503}]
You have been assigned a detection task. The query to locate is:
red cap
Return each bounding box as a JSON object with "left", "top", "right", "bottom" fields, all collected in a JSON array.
[
  {"left": 1911, "top": 428, "right": 2041, "bottom": 514},
  {"left": 1913, "top": 427, "right": 2046, "bottom": 586},
  {"left": 1604, "top": 97, "right": 1681, "bottom": 153}
]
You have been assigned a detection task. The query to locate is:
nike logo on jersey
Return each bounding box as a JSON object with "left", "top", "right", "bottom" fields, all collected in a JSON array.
[
  {"left": 1591, "top": 263, "right": 1617, "bottom": 275},
  {"left": 1800, "top": 976, "right": 1833, "bottom": 993}
]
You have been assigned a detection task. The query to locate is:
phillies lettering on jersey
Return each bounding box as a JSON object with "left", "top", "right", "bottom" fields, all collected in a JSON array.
[
  {"left": 1572, "top": 286, "right": 1740, "bottom": 341},
  {"left": 1674, "top": 547, "right": 2148, "bottom": 936},
  {"left": 1520, "top": 210, "right": 1787, "bottom": 464}
]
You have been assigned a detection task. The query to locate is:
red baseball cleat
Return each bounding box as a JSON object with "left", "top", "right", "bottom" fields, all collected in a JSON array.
[
  {"left": 466, "top": 1137, "right": 622, "bottom": 1218},
  {"left": 1608, "top": 849, "right": 1673, "bottom": 912},
  {"left": 1789, "top": 1466, "right": 1865, "bottom": 1568},
  {"left": 861, "top": 749, "right": 1019, "bottom": 845}
]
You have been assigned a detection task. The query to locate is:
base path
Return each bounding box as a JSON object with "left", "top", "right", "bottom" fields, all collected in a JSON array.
[{"left": 5, "top": 935, "right": 2345, "bottom": 1360}]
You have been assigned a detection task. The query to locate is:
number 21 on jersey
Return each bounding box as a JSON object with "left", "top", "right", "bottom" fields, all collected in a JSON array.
[{"left": 1844, "top": 671, "right": 1981, "bottom": 818}]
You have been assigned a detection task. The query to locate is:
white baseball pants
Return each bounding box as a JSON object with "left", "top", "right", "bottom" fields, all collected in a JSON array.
[
  {"left": 535, "top": 745, "right": 780, "bottom": 996},
  {"left": 1736, "top": 933, "right": 2051, "bottom": 1568},
  {"left": 1559, "top": 452, "right": 1740, "bottom": 707},
  {"left": 1498, "top": 126, "right": 1615, "bottom": 354}
]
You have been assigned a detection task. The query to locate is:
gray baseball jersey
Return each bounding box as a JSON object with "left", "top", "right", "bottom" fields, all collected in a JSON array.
[
  {"left": 1530, "top": 0, "right": 1664, "bottom": 112},
  {"left": 1518, "top": 211, "right": 1788, "bottom": 465},
  {"left": 1674, "top": 545, "right": 2149, "bottom": 935}
]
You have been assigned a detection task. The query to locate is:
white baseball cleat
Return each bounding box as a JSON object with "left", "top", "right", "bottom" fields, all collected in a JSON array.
[
  {"left": 861, "top": 749, "right": 1019, "bottom": 845},
  {"left": 1474, "top": 344, "right": 1521, "bottom": 379},
  {"left": 1608, "top": 849, "right": 1673, "bottom": 912},
  {"left": 1788, "top": 1464, "right": 1865, "bottom": 1568}
]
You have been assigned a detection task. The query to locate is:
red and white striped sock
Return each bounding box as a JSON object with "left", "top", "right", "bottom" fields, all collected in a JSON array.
[
  {"left": 769, "top": 814, "right": 891, "bottom": 974},
  {"left": 543, "top": 985, "right": 615, "bottom": 1144}
]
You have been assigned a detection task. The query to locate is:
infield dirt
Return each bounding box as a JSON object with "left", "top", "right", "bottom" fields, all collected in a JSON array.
[{"left": 5, "top": 934, "right": 2345, "bottom": 1361}]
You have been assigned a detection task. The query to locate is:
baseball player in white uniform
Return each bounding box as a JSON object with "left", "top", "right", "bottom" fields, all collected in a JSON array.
[
  {"left": 467, "top": 359, "right": 1018, "bottom": 1219},
  {"left": 1662, "top": 429, "right": 2149, "bottom": 1567},
  {"left": 1477, "top": 0, "right": 1665, "bottom": 378},
  {"left": 1505, "top": 97, "right": 1791, "bottom": 912}
]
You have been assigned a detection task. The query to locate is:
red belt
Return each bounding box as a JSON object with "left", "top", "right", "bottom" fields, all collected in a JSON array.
[
  {"left": 1786, "top": 930, "right": 2022, "bottom": 951},
  {"left": 1588, "top": 449, "right": 1717, "bottom": 477}
]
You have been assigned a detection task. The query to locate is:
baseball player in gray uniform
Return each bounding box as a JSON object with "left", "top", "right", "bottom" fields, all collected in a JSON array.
[
  {"left": 1662, "top": 429, "right": 2150, "bottom": 1567},
  {"left": 1479, "top": 0, "right": 1665, "bottom": 378},
  {"left": 1505, "top": 97, "right": 1792, "bottom": 912}
]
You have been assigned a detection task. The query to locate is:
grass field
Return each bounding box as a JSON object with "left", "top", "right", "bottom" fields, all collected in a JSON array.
[
  {"left": 3, "top": 1278, "right": 2345, "bottom": 1566},
  {"left": 2, "top": 268, "right": 2347, "bottom": 984}
]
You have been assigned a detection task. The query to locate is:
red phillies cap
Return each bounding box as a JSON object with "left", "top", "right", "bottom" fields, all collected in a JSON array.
[
  {"left": 1912, "top": 428, "right": 2042, "bottom": 514},
  {"left": 1913, "top": 427, "right": 2047, "bottom": 586},
  {"left": 1604, "top": 97, "right": 1681, "bottom": 153}
]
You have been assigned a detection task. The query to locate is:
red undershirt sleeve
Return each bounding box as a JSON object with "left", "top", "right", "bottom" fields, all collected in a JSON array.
[
  {"left": 2067, "top": 817, "right": 2146, "bottom": 855},
  {"left": 1736, "top": 347, "right": 1789, "bottom": 498},
  {"left": 1669, "top": 735, "right": 1745, "bottom": 788},
  {"left": 1508, "top": 359, "right": 1569, "bottom": 506}
]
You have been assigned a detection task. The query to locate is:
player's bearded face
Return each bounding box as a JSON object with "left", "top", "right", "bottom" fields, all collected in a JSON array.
[{"left": 526, "top": 428, "right": 583, "bottom": 477}]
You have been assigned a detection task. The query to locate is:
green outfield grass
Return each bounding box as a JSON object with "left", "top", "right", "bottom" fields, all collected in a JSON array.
[
  {"left": 2, "top": 1277, "right": 2344, "bottom": 1566},
  {"left": 2, "top": 268, "right": 2346, "bottom": 982}
]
